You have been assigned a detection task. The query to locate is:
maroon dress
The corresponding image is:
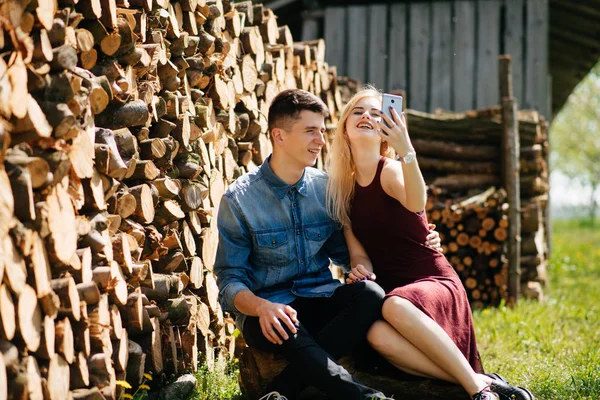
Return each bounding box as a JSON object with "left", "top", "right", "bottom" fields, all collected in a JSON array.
[{"left": 350, "top": 157, "right": 483, "bottom": 372}]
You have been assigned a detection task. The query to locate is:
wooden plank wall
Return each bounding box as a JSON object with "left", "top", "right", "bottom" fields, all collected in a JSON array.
[{"left": 322, "top": 0, "right": 550, "bottom": 117}]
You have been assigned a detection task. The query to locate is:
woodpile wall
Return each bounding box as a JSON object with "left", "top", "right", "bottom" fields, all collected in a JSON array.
[
  {"left": 412, "top": 107, "right": 550, "bottom": 306},
  {"left": 0, "top": 0, "right": 343, "bottom": 398}
]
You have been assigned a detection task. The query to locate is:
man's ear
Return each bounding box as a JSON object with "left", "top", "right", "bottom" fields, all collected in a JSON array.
[{"left": 271, "top": 127, "right": 285, "bottom": 145}]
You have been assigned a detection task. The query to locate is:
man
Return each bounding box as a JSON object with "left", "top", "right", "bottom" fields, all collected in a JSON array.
[{"left": 215, "top": 89, "right": 440, "bottom": 399}]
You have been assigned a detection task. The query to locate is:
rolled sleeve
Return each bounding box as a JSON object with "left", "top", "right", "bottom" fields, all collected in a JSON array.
[
  {"left": 214, "top": 194, "right": 253, "bottom": 314},
  {"left": 324, "top": 227, "right": 351, "bottom": 272}
]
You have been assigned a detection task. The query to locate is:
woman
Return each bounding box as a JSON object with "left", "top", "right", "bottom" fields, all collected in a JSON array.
[{"left": 326, "top": 87, "right": 534, "bottom": 400}]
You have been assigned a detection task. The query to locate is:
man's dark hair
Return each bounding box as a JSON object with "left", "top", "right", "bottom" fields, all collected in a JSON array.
[{"left": 268, "top": 89, "right": 329, "bottom": 134}]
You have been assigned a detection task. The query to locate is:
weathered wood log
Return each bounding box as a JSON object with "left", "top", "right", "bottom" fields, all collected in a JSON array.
[
  {"left": 111, "top": 328, "right": 128, "bottom": 372},
  {"left": 50, "top": 277, "right": 81, "bottom": 321},
  {"left": 0, "top": 353, "right": 5, "bottom": 400},
  {"left": 0, "top": 285, "right": 15, "bottom": 341},
  {"left": 7, "top": 166, "right": 36, "bottom": 222},
  {"left": 70, "top": 352, "right": 90, "bottom": 389},
  {"left": 139, "top": 317, "right": 163, "bottom": 373},
  {"left": 9, "top": 356, "right": 43, "bottom": 400},
  {"left": 94, "top": 128, "right": 128, "bottom": 178},
  {"left": 141, "top": 274, "right": 183, "bottom": 302},
  {"left": 129, "top": 159, "right": 160, "bottom": 180},
  {"left": 88, "top": 353, "right": 116, "bottom": 398},
  {"left": 95, "top": 100, "right": 150, "bottom": 130},
  {"left": 55, "top": 317, "right": 75, "bottom": 364},
  {"left": 47, "top": 354, "right": 70, "bottom": 400},
  {"left": 154, "top": 200, "right": 186, "bottom": 226},
  {"left": 246, "top": 347, "right": 468, "bottom": 399},
  {"left": 17, "top": 285, "right": 42, "bottom": 352},
  {"left": 71, "top": 387, "right": 107, "bottom": 400},
  {"left": 125, "top": 339, "right": 146, "bottom": 387},
  {"left": 46, "top": 178, "right": 78, "bottom": 264}
]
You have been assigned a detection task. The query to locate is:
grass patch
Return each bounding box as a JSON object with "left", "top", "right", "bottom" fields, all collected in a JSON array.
[
  {"left": 192, "top": 357, "right": 244, "bottom": 400},
  {"left": 473, "top": 219, "right": 600, "bottom": 400}
]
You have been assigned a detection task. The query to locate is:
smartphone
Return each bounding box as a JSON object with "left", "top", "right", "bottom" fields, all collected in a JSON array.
[{"left": 382, "top": 93, "right": 403, "bottom": 124}]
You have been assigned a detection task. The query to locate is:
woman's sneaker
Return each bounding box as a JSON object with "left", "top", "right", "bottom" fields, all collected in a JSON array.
[{"left": 489, "top": 380, "right": 535, "bottom": 400}]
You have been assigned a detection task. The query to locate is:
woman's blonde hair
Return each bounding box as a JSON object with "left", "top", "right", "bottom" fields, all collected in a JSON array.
[{"left": 326, "top": 86, "right": 395, "bottom": 226}]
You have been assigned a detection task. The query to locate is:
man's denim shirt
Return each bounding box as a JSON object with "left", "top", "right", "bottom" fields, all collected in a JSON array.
[{"left": 214, "top": 157, "right": 350, "bottom": 330}]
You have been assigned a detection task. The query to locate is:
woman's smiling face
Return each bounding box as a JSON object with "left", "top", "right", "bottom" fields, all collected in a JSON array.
[{"left": 345, "top": 96, "right": 383, "bottom": 145}]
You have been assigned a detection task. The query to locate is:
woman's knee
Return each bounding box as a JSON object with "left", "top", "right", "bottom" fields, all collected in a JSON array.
[
  {"left": 382, "top": 296, "right": 417, "bottom": 325},
  {"left": 366, "top": 320, "right": 392, "bottom": 352}
]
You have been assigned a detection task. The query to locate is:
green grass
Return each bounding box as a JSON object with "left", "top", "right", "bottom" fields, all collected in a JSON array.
[
  {"left": 473, "top": 219, "right": 600, "bottom": 400},
  {"left": 192, "top": 219, "right": 600, "bottom": 400},
  {"left": 192, "top": 357, "right": 244, "bottom": 400}
]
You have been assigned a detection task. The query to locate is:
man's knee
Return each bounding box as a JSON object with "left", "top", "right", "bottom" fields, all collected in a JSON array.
[
  {"left": 363, "top": 280, "right": 385, "bottom": 298},
  {"left": 357, "top": 280, "right": 385, "bottom": 308}
]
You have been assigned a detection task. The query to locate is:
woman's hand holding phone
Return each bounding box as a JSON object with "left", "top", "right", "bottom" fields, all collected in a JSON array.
[{"left": 378, "top": 94, "right": 414, "bottom": 158}]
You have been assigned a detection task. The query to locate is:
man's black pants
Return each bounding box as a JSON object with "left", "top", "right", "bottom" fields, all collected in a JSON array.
[{"left": 242, "top": 280, "right": 387, "bottom": 400}]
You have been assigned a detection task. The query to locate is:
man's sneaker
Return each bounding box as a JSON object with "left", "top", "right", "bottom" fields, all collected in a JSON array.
[{"left": 259, "top": 391, "right": 288, "bottom": 400}]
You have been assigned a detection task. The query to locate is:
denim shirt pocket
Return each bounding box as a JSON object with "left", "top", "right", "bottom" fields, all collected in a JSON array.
[
  {"left": 253, "top": 229, "right": 291, "bottom": 270},
  {"left": 304, "top": 223, "right": 334, "bottom": 268}
]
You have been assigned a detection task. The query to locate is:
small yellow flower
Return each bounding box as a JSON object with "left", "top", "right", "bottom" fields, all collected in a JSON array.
[
  {"left": 139, "top": 384, "right": 151, "bottom": 391},
  {"left": 122, "top": 394, "right": 134, "bottom": 399},
  {"left": 143, "top": 373, "right": 153, "bottom": 381},
  {"left": 116, "top": 380, "right": 132, "bottom": 389}
]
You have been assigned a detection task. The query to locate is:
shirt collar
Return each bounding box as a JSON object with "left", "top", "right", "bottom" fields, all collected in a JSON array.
[{"left": 260, "top": 155, "right": 308, "bottom": 199}]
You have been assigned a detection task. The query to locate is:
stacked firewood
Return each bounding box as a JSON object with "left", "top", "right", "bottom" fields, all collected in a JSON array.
[
  {"left": 408, "top": 107, "right": 549, "bottom": 303},
  {"left": 425, "top": 188, "right": 509, "bottom": 308},
  {"left": 0, "top": 0, "right": 342, "bottom": 398}
]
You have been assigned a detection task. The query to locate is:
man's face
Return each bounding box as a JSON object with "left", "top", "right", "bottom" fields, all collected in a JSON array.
[{"left": 273, "top": 110, "right": 326, "bottom": 169}]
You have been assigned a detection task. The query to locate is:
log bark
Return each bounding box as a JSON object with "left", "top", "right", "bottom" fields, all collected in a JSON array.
[
  {"left": 70, "top": 352, "right": 90, "bottom": 389},
  {"left": 95, "top": 100, "right": 150, "bottom": 130},
  {"left": 125, "top": 339, "right": 145, "bottom": 387}
]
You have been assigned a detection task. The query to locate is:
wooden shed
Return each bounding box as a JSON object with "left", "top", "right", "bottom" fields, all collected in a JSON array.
[{"left": 266, "top": 0, "right": 600, "bottom": 118}]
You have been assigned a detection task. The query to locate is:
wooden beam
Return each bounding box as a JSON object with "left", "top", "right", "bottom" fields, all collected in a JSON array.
[
  {"left": 387, "top": 3, "right": 407, "bottom": 93},
  {"left": 408, "top": 2, "right": 431, "bottom": 111},
  {"left": 504, "top": 0, "right": 525, "bottom": 107},
  {"left": 475, "top": 0, "right": 501, "bottom": 109},
  {"left": 499, "top": 55, "right": 521, "bottom": 306},
  {"left": 367, "top": 4, "right": 388, "bottom": 89},
  {"left": 452, "top": 0, "right": 476, "bottom": 112},
  {"left": 346, "top": 6, "right": 368, "bottom": 84},
  {"left": 430, "top": 1, "right": 452, "bottom": 111},
  {"left": 324, "top": 7, "right": 347, "bottom": 76}
]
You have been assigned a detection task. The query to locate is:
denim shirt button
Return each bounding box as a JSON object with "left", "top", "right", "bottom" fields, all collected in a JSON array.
[
  {"left": 299, "top": 259, "right": 304, "bottom": 264},
  {"left": 271, "top": 240, "right": 276, "bottom": 245},
  {"left": 296, "top": 230, "right": 300, "bottom": 235}
]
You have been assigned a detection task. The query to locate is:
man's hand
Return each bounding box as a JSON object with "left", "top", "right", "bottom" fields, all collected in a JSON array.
[
  {"left": 426, "top": 223, "right": 442, "bottom": 252},
  {"left": 346, "top": 264, "right": 376, "bottom": 284},
  {"left": 256, "top": 301, "right": 298, "bottom": 345}
]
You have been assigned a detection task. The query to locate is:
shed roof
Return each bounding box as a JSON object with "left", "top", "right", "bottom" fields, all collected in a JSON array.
[{"left": 549, "top": 0, "right": 600, "bottom": 114}]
